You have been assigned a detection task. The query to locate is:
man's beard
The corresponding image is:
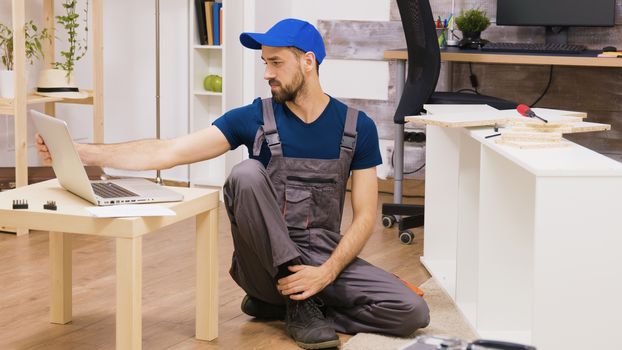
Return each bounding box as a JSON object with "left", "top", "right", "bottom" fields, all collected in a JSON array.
[{"left": 270, "top": 69, "right": 305, "bottom": 104}]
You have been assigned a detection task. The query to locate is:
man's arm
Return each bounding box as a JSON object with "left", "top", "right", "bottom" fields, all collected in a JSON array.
[
  {"left": 36, "top": 125, "right": 231, "bottom": 170},
  {"left": 277, "top": 167, "right": 378, "bottom": 300},
  {"left": 323, "top": 167, "right": 378, "bottom": 276}
]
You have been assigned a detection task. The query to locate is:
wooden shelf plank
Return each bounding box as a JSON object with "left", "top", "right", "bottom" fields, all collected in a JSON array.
[
  {"left": 58, "top": 96, "right": 94, "bottom": 105},
  {"left": 0, "top": 95, "right": 63, "bottom": 115},
  {"left": 193, "top": 90, "right": 223, "bottom": 96},
  {"left": 193, "top": 45, "right": 223, "bottom": 50},
  {"left": 0, "top": 91, "right": 96, "bottom": 115}
]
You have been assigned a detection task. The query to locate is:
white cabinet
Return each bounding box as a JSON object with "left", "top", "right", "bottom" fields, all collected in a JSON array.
[
  {"left": 188, "top": 0, "right": 245, "bottom": 187},
  {"left": 420, "top": 107, "right": 622, "bottom": 350}
]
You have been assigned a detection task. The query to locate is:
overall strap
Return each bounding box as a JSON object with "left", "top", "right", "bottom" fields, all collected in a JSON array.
[
  {"left": 261, "top": 98, "right": 283, "bottom": 157},
  {"left": 340, "top": 107, "right": 359, "bottom": 155}
]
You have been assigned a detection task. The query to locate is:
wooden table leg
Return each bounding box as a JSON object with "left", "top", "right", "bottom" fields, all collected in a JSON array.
[
  {"left": 116, "top": 237, "right": 142, "bottom": 350},
  {"left": 50, "top": 231, "right": 72, "bottom": 324},
  {"left": 196, "top": 208, "right": 219, "bottom": 341}
]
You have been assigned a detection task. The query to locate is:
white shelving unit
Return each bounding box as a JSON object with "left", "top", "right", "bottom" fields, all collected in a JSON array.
[
  {"left": 420, "top": 105, "right": 622, "bottom": 350},
  {"left": 189, "top": 0, "right": 245, "bottom": 188},
  {"left": 0, "top": 0, "right": 103, "bottom": 235}
]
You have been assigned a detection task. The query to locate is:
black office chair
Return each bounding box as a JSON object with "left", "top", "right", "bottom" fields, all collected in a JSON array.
[{"left": 382, "top": 0, "right": 518, "bottom": 244}]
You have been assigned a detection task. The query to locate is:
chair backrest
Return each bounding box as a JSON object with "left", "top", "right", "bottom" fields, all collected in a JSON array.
[{"left": 393, "top": 0, "right": 441, "bottom": 124}]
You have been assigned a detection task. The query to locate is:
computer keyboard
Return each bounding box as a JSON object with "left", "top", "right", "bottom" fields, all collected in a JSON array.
[
  {"left": 481, "top": 42, "right": 587, "bottom": 54},
  {"left": 92, "top": 182, "right": 139, "bottom": 198}
]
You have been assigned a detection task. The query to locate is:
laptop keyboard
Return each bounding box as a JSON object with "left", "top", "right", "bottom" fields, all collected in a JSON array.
[{"left": 92, "top": 182, "right": 139, "bottom": 198}]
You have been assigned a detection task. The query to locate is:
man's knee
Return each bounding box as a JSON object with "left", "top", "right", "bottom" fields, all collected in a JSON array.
[
  {"left": 226, "top": 159, "right": 268, "bottom": 192},
  {"left": 392, "top": 294, "right": 430, "bottom": 337}
]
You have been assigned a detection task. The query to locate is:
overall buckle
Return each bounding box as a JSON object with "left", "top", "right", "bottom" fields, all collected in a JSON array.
[
  {"left": 341, "top": 132, "right": 357, "bottom": 150},
  {"left": 265, "top": 130, "right": 281, "bottom": 147}
]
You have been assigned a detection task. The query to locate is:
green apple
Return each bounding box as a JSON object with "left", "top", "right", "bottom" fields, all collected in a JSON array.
[
  {"left": 212, "top": 75, "right": 222, "bottom": 93},
  {"left": 203, "top": 75, "right": 215, "bottom": 91}
]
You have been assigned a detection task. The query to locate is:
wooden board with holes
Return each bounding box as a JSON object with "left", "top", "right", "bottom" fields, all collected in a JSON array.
[
  {"left": 511, "top": 107, "right": 587, "bottom": 119},
  {"left": 489, "top": 108, "right": 587, "bottom": 127},
  {"left": 500, "top": 131, "right": 563, "bottom": 142},
  {"left": 567, "top": 121, "right": 611, "bottom": 133},
  {"left": 407, "top": 105, "right": 587, "bottom": 128},
  {"left": 405, "top": 111, "right": 509, "bottom": 128},
  {"left": 405, "top": 113, "right": 584, "bottom": 129},
  {"left": 508, "top": 117, "right": 583, "bottom": 126},
  {"left": 495, "top": 139, "right": 573, "bottom": 149},
  {"left": 407, "top": 108, "right": 609, "bottom": 135},
  {"left": 511, "top": 121, "right": 611, "bottom": 134}
]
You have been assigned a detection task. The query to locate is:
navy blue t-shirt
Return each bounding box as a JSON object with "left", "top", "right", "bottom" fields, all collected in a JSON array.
[{"left": 213, "top": 97, "right": 382, "bottom": 170}]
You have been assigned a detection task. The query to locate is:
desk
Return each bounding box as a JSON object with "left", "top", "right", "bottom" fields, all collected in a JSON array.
[
  {"left": 0, "top": 180, "right": 220, "bottom": 349},
  {"left": 384, "top": 47, "right": 622, "bottom": 68},
  {"left": 411, "top": 105, "right": 622, "bottom": 350},
  {"left": 383, "top": 47, "right": 622, "bottom": 220}
]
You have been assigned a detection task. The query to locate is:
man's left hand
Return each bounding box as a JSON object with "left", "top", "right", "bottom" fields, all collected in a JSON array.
[{"left": 277, "top": 265, "right": 334, "bottom": 301}]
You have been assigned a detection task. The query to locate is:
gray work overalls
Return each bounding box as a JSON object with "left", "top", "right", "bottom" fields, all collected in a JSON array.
[{"left": 223, "top": 98, "right": 430, "bottom": 336}]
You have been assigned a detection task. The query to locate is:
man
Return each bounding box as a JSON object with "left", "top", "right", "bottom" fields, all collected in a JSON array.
[{"left": 37, "top": 18, "right": 429, "bottom": 349}]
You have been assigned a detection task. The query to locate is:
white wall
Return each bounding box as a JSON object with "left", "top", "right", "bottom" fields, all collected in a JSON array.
[
  {"left": 102, "top": 0, "right": 188, "bottom": 181},
  {"left": 250, "top": 0, "right": 293, "bottom": 100}
]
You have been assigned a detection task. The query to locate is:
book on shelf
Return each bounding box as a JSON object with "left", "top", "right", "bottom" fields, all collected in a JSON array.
[
  {"left": 213, "top": 2, "right": 221, "bottom": 46},
  {"left": 194, "top": 0, "right": 208, "bottom": 45},
  {"left": 195, "top": 0, "right": 222, "bottom": 47},
  {"left": 204, "top": 0, "right": 214, "bottom": 45}
]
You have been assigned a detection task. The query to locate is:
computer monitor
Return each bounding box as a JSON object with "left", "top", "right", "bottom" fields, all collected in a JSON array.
[{"left": 496, "top": 0, "right": 616, "bottom": 44}]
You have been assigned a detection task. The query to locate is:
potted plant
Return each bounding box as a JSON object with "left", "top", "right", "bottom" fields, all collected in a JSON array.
[
  {"left": 455, "top": 8, "right": 491, "bottom": 49},
  {"left": 47, "top": 0, "right": 89, "bottom": 85},
  {"left": 0, "top": 21, "right": 50, "bottom": 99}
]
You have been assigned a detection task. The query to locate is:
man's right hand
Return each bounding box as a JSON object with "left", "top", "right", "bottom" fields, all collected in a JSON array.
[{"left": 35, "top": 133, "right": 53, "bottom": 166}]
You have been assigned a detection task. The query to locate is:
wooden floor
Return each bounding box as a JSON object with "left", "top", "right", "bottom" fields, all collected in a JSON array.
[{"left": 0, "top": 193, "right": 429, "bottom": 350}]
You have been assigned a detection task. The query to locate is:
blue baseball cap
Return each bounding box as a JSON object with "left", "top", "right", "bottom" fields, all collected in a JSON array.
[{"left": 239, "top": 18, "right": 326, "bottom": 65}]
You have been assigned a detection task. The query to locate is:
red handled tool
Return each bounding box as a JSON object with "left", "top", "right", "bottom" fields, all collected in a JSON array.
[{"left": 517, "top": 104, "right": 548, "bottom": 123}]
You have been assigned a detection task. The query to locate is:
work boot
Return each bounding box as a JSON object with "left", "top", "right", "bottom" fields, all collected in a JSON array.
[
  {"left": 285, "top": 298, "right": 340, "bottom": 349},
  {"left": 240, "top": 295, "right": 286, "bottom": 320}
]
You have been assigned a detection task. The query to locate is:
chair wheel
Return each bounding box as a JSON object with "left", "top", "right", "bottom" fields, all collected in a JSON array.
[
  {"left": 399, "top": 230, "right": 415, "bottom": 245},
  {"left": 382, "top": 215, "right": 396, "bottom": 228}
]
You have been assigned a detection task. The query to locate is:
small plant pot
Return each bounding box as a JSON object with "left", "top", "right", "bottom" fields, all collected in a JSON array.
[
  {"left": 0, "top": 70, "right": 15, "bottom": 99},
  {"left": 458, "top": 31, "right": 489, "bottom": 49},
  {"left": 462, "top": 31, "right": 482, "bottom": 42}
]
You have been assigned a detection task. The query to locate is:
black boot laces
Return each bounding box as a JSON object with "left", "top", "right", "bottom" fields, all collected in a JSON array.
[{"left": 290, "top": 297, "right": 324, "bottom": 320}]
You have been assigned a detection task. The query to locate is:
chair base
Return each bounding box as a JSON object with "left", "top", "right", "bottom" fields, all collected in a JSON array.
[{"left": 382, "top": 203, "right": 424, "bottom": 245}]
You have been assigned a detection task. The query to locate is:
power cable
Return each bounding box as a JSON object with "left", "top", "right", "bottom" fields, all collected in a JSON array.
[{"left": 530, "top": 65, "right": 554, "bottom": 107}]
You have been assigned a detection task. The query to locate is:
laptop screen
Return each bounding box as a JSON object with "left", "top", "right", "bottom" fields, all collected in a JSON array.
[{"left": 30, "top": 110, "right": 99, "bottom": 204}]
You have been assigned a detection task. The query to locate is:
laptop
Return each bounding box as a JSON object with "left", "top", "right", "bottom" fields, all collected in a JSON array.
[{"left": 30, "top": 110, "right": 184, "bottom": 206}]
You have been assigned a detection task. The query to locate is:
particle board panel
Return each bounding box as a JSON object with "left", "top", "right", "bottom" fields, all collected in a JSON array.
[
  {"left": 500, "top": 132, "right": 563, "bottom": 142},
  {"left": 406, "top": 112, "right": 508, "bottom": 128},
  {"left": 495, "top": 139, "right": 572, "bottom": 149}
]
